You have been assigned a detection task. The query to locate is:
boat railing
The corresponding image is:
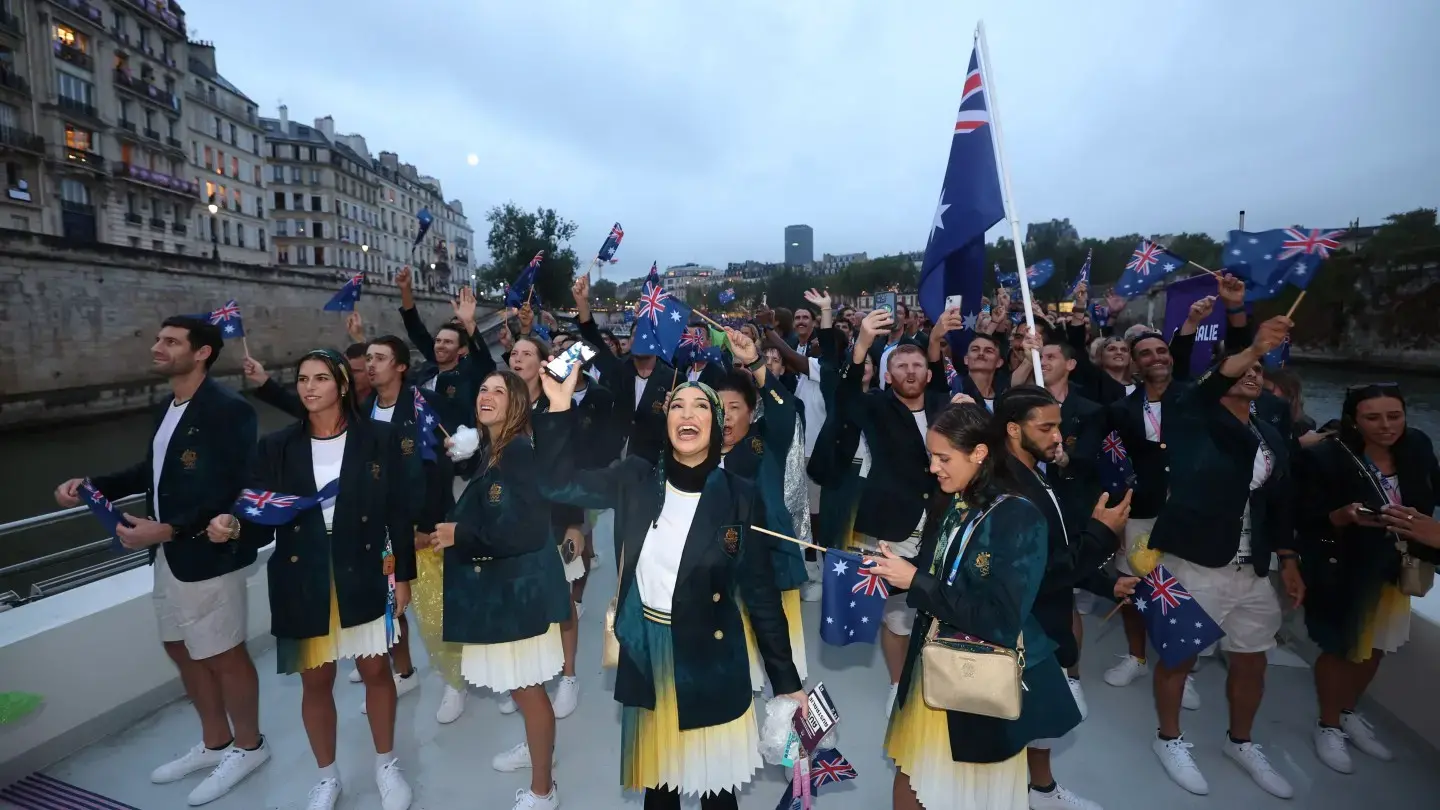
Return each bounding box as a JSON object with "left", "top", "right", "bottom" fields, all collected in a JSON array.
[{"left": 0, "top": 494, "right": 147, "bottom": 608}]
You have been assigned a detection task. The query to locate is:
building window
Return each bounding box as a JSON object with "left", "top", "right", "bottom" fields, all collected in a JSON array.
[
  {"left": 273, "top": 191, "right": 284, "bottom": 210},
  {"left": 229, "top": 123, "right": 237, "bottom": 145},
  {"left": 232, "top": 188, "right": 240, "bottom": 210},
  {"left": 237, "top": 224, "right": 246, "bottom": 248},
  {"left": 291, "top": 192, "right": 302, "bottom": 210},
  {"left": 60, "top": 178, "right": 89, "bottom": 204},
  {"left": 64, "top": 124, "right": 93, "bottom": 151},
  {"left": 56, "top": 72, "right": 93, "bottom": 105},
  {"left": 53, "top": 25, "right": 85, "bottom": 51},
  {"left": 309, "top": 168, "right": 320, "bottom": 184},
  {"left": 231, "top": 156, "right": 238, "bottom": 177},
  {"left": 278, "top": 246, "right": 289, "bottom": 264},
  {"left": 203, "top": 145, "right": 212, "bottom": 168},
  {"left": 222, "top": 220, "right": 230, "bottom": 245},
  {"left": 290, "top": 166, "right": 301, "bottom": 182},
  {"left": 253, "top": 164, "right": 261, "bottom": 184},
  {"left": 252, "top": 133, "right": 259, "bottom": 154},
  {"left": 297, "top": 245, "right": 309, "bottom": 264},
  {"left": 311, "top": 195, "right": 321, "bottom": 212},
  {"left": 259, "top": 229, "right": 266, "bottom": 251},
  {"left": 315, "top": 246, "right": 325, "bottom": 266},
  {"left": 272, "top": 165, "right": 283, "bottom": 182}
]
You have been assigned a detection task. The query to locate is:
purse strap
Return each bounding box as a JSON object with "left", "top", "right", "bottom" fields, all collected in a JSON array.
[
  {"left": 921, "top": 494, "right": 1025, "bottom": 656},
  {"left": 1333, "top": 440, "right": 1410, "bottom": 551}
]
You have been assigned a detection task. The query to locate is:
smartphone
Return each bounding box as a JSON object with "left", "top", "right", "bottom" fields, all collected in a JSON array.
[
  {"left": 944, "top": 294, "right": 964, "bottom": 313},
  {"left": 874, "top": 291, "right": 898, "bottom": 331},
  {"left": 981, "top": 300, "right": 992, "bottom": 316},
  {"left": 1356, "top": 506, "right": 1381, "bottom": 517},
  {"left": 544, "top": 342, "right": 596, "bottom": 382},
  {"left": 1059, "top": 301, "right": 1075, "bottom": 313}
]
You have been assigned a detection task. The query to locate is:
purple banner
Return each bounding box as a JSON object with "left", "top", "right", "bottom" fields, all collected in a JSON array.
[{"left": 1163, "top": 274, "right": 1226, "bottom": 376}]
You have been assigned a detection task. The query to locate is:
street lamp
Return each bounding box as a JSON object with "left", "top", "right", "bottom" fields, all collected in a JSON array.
[
  {"left": 361, "top": 243, "right": 369, "bottom": 275},
  {"left": 206, "top": 200, "right": 219, "bottom": 260}
]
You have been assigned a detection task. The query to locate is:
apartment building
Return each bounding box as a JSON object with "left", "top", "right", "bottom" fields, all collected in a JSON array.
[
  {"left": 185, "top": 40, "right": 266, "bottom": 263},
  {"left": 373, "top": 150, "right": 473, "bottom": 291}
]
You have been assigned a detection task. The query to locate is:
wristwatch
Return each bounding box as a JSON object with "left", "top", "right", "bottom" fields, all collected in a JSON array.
[{"left": 746, "top": 357, "right": 766, "bottom": 374}]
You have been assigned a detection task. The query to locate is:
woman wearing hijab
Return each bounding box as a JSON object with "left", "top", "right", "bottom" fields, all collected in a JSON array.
[
  {"left": 433, "top": 368, "right": 570, "bottom": 810},
  {"left": 866, "top": 404, "right": 1080, "bottom": 810},
  {"left": 1296, "top": 383, "right": 1440, "bottom": 774},
  {"left": 206, "top": 349, "right": 415, "bottom": 810},
  {"left": 533, "top": 361, "right": 805, "bottom": 810},
  {"left": 711, "top": 329, "right": 809, "bottom": 690}
]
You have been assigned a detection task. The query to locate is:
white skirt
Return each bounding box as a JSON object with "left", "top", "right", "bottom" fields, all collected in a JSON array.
[{"left": 461, "top": 623, "right": 564, "bottom": 692}]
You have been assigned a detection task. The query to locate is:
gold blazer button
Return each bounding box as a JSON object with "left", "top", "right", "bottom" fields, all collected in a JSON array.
[
  {"left": 712, "top": 593, "right": 721, "bottom": 603},
  {"left": 290, "top": 555, "right": 299, "bottom": 563},
  {"left": 713, "top": 630, "right": 724, "bottom": 640},
  {"left": 360, "top": 516, "right": 369, "bottom": 523},
  {"left": 474, "top": 565, "right": 482, "bottom": 573}
]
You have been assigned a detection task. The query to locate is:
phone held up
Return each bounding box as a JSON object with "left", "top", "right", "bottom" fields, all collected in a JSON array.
[
  {"left": 874, "top": 291, "right": 898, "bottom": 332},
  {"left": 944, "top": 294, "right": 963, "bottom": 314},
  {"left": 544, "top": 341, "right": 597, "bottom": 383}
]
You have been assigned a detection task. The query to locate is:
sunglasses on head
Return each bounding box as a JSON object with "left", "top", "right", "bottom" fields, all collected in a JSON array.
[{"left": 1346, "top": 382, "right": 1402, "bottom": 395}]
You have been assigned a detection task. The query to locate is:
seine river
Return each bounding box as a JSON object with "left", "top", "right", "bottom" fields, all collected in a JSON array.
[{"left": 2, "top": 361, "right": 1436, "bottom": 597}]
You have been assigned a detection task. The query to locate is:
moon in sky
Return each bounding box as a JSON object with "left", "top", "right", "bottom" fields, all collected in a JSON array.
[{"left": 466, "top": 154, "right": 479, "bottom": 166}]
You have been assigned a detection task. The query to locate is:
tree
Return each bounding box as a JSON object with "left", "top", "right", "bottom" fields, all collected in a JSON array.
[
  {"left": 483, "top": 202, "right": 580, "bottom": 308},
  {"left": 590, "top": 278, "right": 619, "bottom": 306}
]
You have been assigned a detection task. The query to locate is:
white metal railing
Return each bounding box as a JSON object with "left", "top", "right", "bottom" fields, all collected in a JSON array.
[{"left": 0, "top": 494, "right": 149, "bottom": 607}]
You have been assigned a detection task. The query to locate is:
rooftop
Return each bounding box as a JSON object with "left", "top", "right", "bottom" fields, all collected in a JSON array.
[{"left": 3, "top": 507, "right": 1437, "bottom": 809}]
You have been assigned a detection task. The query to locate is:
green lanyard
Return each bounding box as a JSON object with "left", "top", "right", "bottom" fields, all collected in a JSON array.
[{"left": 928, "top": 495, "right": 1012, "bottom": 586}]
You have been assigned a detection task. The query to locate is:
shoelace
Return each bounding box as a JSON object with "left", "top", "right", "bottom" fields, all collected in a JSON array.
[
  {"left": 1318, "top": 726, "right": 1350, "bottom": 747},
  {"left": 209, "top": 748, "right": 247, "bottom": 778},
  {"left": 1236, "top": 742, "right": 1279, "bottom": 773},
  {"left": 377, "top": 760, "right": 403, "bottom": 797},
  {"left": 307, "top": 779, "right": 338, "bottom": 807},
  {"left": 514, "top": 788, "right": 536, "bottom": 808},
  {"left": 1164, "top": 738, "right": 1200, "bottom": 769},
  {"left": 1054, "top": 787, "right": 1089, "bottom": 806}
]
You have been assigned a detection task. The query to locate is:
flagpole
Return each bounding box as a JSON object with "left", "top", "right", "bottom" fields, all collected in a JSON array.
[{"left": 976, "top": 20, "right": 1042, "bottom": 386}]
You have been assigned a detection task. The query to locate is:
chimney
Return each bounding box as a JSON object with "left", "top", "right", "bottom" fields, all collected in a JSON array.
[
  {"left": 190, "top": 40, "right": 217, "bottom": 74},
  {"left": 314, "top": 116, "right": 336, "bottom": 140},
  {"left": 278, "top": 104, "right": 288, "bottom": 129}
]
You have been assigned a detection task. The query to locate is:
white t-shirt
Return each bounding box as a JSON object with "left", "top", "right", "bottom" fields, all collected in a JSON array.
[
  {"left": 152, "top": 399, "right": 190, "bottom": 522},
  {"left": 1143, "top": 401, "right": 1163, "bottom": 443},
  {"left": 634, "top": 375, "right": 649, "bottom": 413},
  {"left": 572, "top": 386, "right": 588, "bottom": 406},
  {"left": 794, "top": 358, "right": 826, "bottom": 457},
  {"left": 1237, "top": 441, "right": 1273, "bottom": 560},
  {"left": 855, "top": 434, "right": 873, "bottom": 478},
  {"left": 371, "top": 401, "right": 395, "bottom": 423},
  {"left": 687, "top": 366, "right": 703, "bottom": 383},
  {"left": 910, "top": 409, "right": 930, "bottom": 537},
  {"left": 1125, "top": 383, "right": 1138, "bottom": 396},
  {"left": 311, "top": 433, "right": 346, "bottom": 530},
  {"left": 636, "top": 484, "right": 702, "bottom": 612},
  {"left": 422, "top": 374, "right": 438, "bottom": 392}
]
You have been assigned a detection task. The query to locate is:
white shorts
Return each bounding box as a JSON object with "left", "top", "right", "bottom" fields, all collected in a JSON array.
[
  {"left": 152, "top": 545, "right": 249, "bottom": 661},
  {"left": 1165, "top": 556, "right": 1282, "bottom": 655},
  {"left": 1116, "top": 517, "right": 1156, "bottom": 577},
  {"left": 883, "top": 592, "right": 915, "bottom": 636}
]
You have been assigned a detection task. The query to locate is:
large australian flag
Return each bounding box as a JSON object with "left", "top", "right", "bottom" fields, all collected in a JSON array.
[
  {"left": 1223, "top": 228, "right": 1346, "bottom": 302},
  {"left": 918, "top": 44, "right": 1005, "bottom": 355},
  {"left": 631, "top": 263, "right": 691, "bottom": 360}
]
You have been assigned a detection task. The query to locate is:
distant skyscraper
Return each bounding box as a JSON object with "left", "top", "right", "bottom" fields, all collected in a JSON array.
[{"left": 784, "top": 224, "right": 814, "bottom": 266}]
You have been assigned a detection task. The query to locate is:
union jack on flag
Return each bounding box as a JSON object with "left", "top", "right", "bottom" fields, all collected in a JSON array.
[
  {"left": 810, "top": 748, "right": 857, "bottom": 790},
  {"left": 597, "top": 222, "right": 624, "bottom": 264},
  {"left": 186, "top": 299, "right": 245, "bottom": 338},
  {"left": 637, "top": 279, "right": 669, "bottom": 323},
  {"left": 234, "top": 480, "right": 339, "bottom": 526},
  {"left": 679, "top": 328, "right": 706, "bottom": 349},
  {"left": 1143, "top": 565, "right": 1191, "bottom": 615},
  {"left": 241, "top": 490, "right": 299, "bottom": 511},
  {"left": 954, "top": 59, "right": 990, "bottom": 134},
  {"left": 1134, "top": 562, "right": 1225, "bottom": 667},
  {"left": 851, "top": 562, "right": 889, "bottom": 598},
  {"left": 1278, "top": 228, "right": 1346, "bottom": 261},
  {"left": 1127, "top": 240, "right": 1165, "bottom": 277},
  {"left": 1102, "top": 430, "right": 1127, "bottom": 463}
]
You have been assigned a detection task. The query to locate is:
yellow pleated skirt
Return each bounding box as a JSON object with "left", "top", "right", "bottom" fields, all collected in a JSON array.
[
  {"left": 1352, "top": 582, "right": 1411, "bottom": 662},
  {"left": 277, "top": 582, "right": 394, "bottom": 675},
  {"left": 739, "top": 588, "right": 807, "bottom": 690},
  {"left": 621, "top": 607, "right": 762, "bottom": 798},
  {"left": 885, "top": 662, "right": 1028, "bottom": 810},
  {"left": 411, "top": 548, "right": 465, "bottom": 690}
]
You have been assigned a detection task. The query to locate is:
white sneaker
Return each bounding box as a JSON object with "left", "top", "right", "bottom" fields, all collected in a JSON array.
[
  {"left": 1223, "top": 738, "right": 1293, "bottom": 799},
  {"left": 348, "top": 667, "right": 363, "bottom": 683},
  {"left": 1066, "top": 677, "right": 1088, "bottom": 721},
  {"left": 1153, "top": 735, "right": 1208, "bottom": 795},
  {"left": 362, "top": 670, "right": 421, "bottom": 715},
  {"left": 493, "top": 741, "right": 557, "bottom": 772},
  {"left": 437, "top": 684, "right": 466, "bottom": 724},
  {"left": 1074, "top": 590, "right": 1096, "bottom": 616},
  {"left": 800, "top": 581, "right": 822, "bottom": 602},
  {"left": 1102, "top": 655, "right": 1148, "bottom": 688},
  {"left": 306, "top": 777, "right": 341, "bottom": 810},
  {"left": 150, "top": 742, "right": 227, "bottom": 784},
  {"left": 187, "top": 740, "right": 270, "bottom": 805},
  {"left": 1314, "top": 724, "right": 1353, "bottom": 774},
  {"left": 1029, "top": 784, "right": 1103, "bottom": 810},
  {"left": 575, "top": 602, "right": 586, "bottom": 619},
  {"left": 1340, "top": 711, "right": 1393, "bottom": 761},
  {"left": 1181, "top": 675, "right": 1201, "bottom": 711},
  {"left": 497, "top": 691, "right": 519, "bottom": 715},
  {"left": 552, "top": 676, "right": 580, "bottom": 719},
  {"left": 886, "top": 682, "right": 900, "bottom": 718},
  {"left": 513, "top": 784, "right": 561, "bottom": 809},
  {"left": 376, "top": 758, "right": 413, "bottom": 810}
]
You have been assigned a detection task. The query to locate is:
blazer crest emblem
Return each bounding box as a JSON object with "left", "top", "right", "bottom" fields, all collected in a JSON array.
[
  {"left": 445, "top": 385, "right": 457, "bottom": 398},
  {"left": 180, "top": 449, "right": 197, "bottom": 470},
  {"left": 723, "top": 526, "right": 740, "bottom": 555},
  {"left": 488, "top": 483, "right": 503, "bottom": 503},
  {"left": 750, "top": 436, "right": 764, "bottom": 455},
  {"left": 651, "top": 399, "right": 664, "bottom": 414},
  {"left": 974, "top": 551, "right": 992, "bottom": 577},
  {"left": 400, "top": 437, "right": 415, "bottom": 456},
  {"left": 369, "top": 462, "right": 381, "bottom": 480}
]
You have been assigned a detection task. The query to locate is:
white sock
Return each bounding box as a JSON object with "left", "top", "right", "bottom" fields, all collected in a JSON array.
[
  {"left": 376, "top": 752, "right": 395, "bottom": 770},
  {"left": 318, "top": 763, "right": 338, "bottom": 782}
]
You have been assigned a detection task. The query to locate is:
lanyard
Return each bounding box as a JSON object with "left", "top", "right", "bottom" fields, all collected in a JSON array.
[
  {"left": 1246, "top": 422, "right": 1273, "bottom": 484},
  {"left": 928, "top": 496, "right": 1013, "bottom": 586},
  {"left": 1141, "top": 398, "right": 1162, "bottom": 441},
  {"left": 1362, "top": 457, "right": 1402, "bottom": 505}
]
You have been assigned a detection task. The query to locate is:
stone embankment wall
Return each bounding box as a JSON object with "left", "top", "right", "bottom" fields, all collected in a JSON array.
[{"left": 0, "top": 232, "right": 497, "bottom": 428}]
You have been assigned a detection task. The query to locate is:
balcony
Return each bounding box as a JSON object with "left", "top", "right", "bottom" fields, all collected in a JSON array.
[
  {"left": 166, "top": 135, "right": 181, "bottom": 149},
  {"left": 171, "top": 221, "right": 186, "bottom": 234},
  {"left": 114, "top": 0, "right": 187, "bottom": 38},
  {"left": 61, "top": 146, "right": 104, "bottom": 172},
  {"left": 143, "top": 127, "right": 160, "bottom": 141},
  {"left": 149, "top": 216, "right": 166, "bottom": 230},
  {"left": 112, "top": 70, "right": 179, "bottom": 113},
  {"left": 0, "top": 126, "right": 44, "bottom": 155},
  {"left": 111, "top": 160, "right": 198, "bottom": 197},
  {"left": 117, "top": 119, "right": 136, "bottom": 133},
  {"left": 48, "top": 0, "right": 105, "bottom": 29},
  {"left": 0, "top": 10, "right": 22, "bottom": 39},
  {"left": 53, "top": 40, "right": 93, "bottom": 71},
  {"left": 55, "top": 95, "right": 99, "bottom": 123},
  {"left": 123, "top": 212, "right": 141, "bottom": 225}
]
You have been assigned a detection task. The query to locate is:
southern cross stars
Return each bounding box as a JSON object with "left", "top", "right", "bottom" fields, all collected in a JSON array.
[{"left": 931, "top": 189, "right": 950, "bottom": 240}]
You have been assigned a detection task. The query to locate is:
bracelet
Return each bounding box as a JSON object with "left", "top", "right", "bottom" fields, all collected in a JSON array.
[
  {"left": 1225, "top": 306, "right": 1245, "bottom": 315},
  {"left": 228, "top": 516, "right": 241, "bottom": 541},
  {"left": 746, "top": 358, "right": 766, "bottom": 373}
]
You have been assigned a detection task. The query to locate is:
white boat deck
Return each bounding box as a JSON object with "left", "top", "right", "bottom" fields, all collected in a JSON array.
[{"left": 6, "top": 515, "right": 1440, "bottom": 810}]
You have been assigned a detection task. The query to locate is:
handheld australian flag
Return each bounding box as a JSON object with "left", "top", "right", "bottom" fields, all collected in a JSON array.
[
  {"left": 412, "top": 387, "right": 439, "bottom": 462},
  {"left": 1064, "top": 249, "right": 1093, "bottom": 299},
  {"left": 596, "top": 222, "right": 624, "bottom": 264},
  {"left": 631, "top": 262, "right": 691, "bottom": 360},
  {"left": 996, "top": 259, "right": 1054, "bottom": 292},
  {"left": 189, "top": 299, "right": 245, "bottom": 339},
  {"left": 1097, "top": 430, "right": 1137, "bottom": 499},
  {"left": 718, "top": 287, "right": 736, "bottom": 305},
  {"left": 413, "top": 207, "right": 434, "bottom": 248},
  {"left": 1115, "top": 240, "right": 1185, "bottom": 298},
  {"left": 918, "top": 42, "right": 1005, "bottom": 351},
  {"left": 234, "top": 480, "right": 341, "bottom": 526},
  {"left": 1133, "top": 562, "right": 1225, "bottom": 667},
  {"left": 79, "top": 479, "right": 134, "bottom": 548},
  {"left": 504, "top": 251, "right": 545, "bottom": 310},
  {"left": 1224, "top": 228, "right": 1345, "bottom": 302},
  {"left": 820, "top": 548, "right": 888, "bottom": 646},
  {"left": 323, "top": 274, "right": 364, "bottom": 312}
]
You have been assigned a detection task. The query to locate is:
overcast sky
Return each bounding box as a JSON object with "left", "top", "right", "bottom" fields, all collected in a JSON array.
[{"left": 189, "top": 0, "right": 1439, "bottom": 281}]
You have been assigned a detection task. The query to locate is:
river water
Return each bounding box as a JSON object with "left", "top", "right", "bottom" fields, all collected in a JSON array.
[{"left": 2, "top": 362, "right": 1436, "bottom": 596}]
